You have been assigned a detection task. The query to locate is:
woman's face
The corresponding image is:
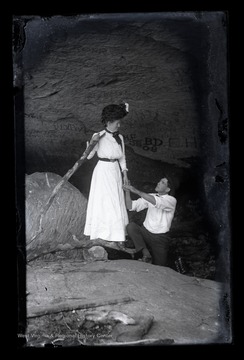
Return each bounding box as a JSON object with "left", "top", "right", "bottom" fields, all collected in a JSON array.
[{"left": 108, "top": 120, "right": 121, "bottom": 132}]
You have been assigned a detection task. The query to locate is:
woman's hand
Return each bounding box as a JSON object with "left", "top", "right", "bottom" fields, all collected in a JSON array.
[
  {"left": 123, "top": 172, "right": 129, "bottom": 186},
  {"left": 124, "top": 178, "right": 130, "bottom": 186}
]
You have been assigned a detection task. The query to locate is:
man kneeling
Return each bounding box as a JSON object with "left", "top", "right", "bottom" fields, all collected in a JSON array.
[{"left": 123, "top": 177, "right": 177, "bottom": 266}]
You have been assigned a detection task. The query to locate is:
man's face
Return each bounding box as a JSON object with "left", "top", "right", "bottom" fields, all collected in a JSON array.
[{"left": 155, "top": 178, "right": 169, "bottom": 193}]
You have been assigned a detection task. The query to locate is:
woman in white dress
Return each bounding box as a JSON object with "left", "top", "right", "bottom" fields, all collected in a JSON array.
[{"left": 84, "top": 103, "right": 129, "bottom": 243}]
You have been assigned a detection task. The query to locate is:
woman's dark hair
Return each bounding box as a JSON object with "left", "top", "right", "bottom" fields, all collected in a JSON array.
[{"left": 101, "top": 103, "right": 128, "bottom": 125}]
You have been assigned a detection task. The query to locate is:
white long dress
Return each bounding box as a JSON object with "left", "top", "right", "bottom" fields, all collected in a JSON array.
[{"left": 84, "top": 129, "right": 129, "bottom": 242}]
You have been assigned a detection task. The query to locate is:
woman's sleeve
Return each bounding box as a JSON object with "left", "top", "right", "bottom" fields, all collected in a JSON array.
[
  {"left": 86, "top": 133, "right": 99, "bottom": 160},
  {"left": 118, "top": 135, "right": 128, "bottom": 171}
]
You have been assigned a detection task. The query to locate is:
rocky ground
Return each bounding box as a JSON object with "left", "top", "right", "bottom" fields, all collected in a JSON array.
[
  {"left": 20, "top": 173, "right": 231, "bottom": 348},
  {"left": 23, "top": 259, "right": 230, "bottom": 348}
]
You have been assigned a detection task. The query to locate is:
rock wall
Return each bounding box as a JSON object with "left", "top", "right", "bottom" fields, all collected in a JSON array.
[
  {"left": 14, "top": 13, "right": 220, "bottom": 180},
  {"left": 13, "top": 12, "right": 229, "bottom": 194},
  {"left": 22, "top": 17, "right": 200, "bottom": 167}
]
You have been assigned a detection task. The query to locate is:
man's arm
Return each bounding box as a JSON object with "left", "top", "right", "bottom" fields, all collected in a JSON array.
[{"left": 123, "top": 184, "right": 156, "bottom": 206}]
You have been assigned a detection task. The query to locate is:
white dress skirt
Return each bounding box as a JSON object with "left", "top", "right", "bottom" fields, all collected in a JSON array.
[{"left": 84, "top": 130, "right": 129, "bottom": 242}]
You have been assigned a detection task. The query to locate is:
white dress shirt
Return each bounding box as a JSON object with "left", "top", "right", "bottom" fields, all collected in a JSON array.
[{"left": 130, "top": 193, "right": 177, "bottom": 234}]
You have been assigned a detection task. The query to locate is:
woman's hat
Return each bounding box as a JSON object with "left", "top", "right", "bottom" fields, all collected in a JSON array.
[{"left": 101, "top": 102, "right": 129, "bottom": 123}]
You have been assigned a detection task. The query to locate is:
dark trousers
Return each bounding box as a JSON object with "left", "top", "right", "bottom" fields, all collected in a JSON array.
[{"left": 126, "top": 222, "right": 169, "bottom": 266}]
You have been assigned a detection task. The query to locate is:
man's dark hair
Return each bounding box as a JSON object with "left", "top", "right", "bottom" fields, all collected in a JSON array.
[
  {"left": 161, "top": 175, "right": 173, "bottom": 194},
  {"left": 165, "top": 176, "right": 172, "bottom": 190}
]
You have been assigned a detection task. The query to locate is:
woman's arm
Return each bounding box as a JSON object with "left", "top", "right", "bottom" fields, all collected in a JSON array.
[
  {"left": 123, "top": 169, "right": 129, "bottom": 185},
  {"left": 124, "top": 188, "right": 133, "bottom": 210},
  {"left": 119, "top": 135, "right": 129, "bottom": 185}
]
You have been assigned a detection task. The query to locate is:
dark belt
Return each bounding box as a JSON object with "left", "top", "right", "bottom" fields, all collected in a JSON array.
[{"left": 99, "top": 158, "right": 118, "bottom": 163}]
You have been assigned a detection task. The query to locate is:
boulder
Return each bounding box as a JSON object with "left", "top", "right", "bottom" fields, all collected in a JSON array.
[
  {"left": 83, "top": 246, "right": 108, "bottom": 262},
  {"left": 26, "top": 172, "right": 88, "bottom": 261}
]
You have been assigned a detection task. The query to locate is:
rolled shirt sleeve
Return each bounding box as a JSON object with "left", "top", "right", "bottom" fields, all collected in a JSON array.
[
  {"left": 154, "top": 194, "right": 177, "bottom": 211},
  {"left": 131, "top": 197, "right": 149, "bottom": 212}
]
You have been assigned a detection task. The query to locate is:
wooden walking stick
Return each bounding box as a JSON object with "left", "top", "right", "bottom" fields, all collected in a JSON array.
[{"left": 27, "top": 132, "right": 105, "bottom": 248}]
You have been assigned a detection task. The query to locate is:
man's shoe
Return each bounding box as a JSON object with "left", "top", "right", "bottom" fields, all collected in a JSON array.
[
  {"left": 117, "top": 242, "right": 137, "bottom": 254},
  {"left": 141, "top": 255, "right": 152, "bottom": 264}
]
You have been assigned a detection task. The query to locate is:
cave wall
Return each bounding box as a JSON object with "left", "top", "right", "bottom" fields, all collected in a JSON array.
[
  {"left": 13, "top": 13, "right": 215, "bottom": 189},
  {"left": 22, "top": 15, "right": 200, "bottom": 167}
]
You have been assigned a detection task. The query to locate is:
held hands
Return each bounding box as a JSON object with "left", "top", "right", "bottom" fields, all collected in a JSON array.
[
  {"left": 123, "top": 180, "right": 138, "bottom": 194},
  {"left": 123, "top": 183, "right": 131, "bottom": 191},
  {"left": 123, "top": 183, "right": 136, "bottom": 193}
]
